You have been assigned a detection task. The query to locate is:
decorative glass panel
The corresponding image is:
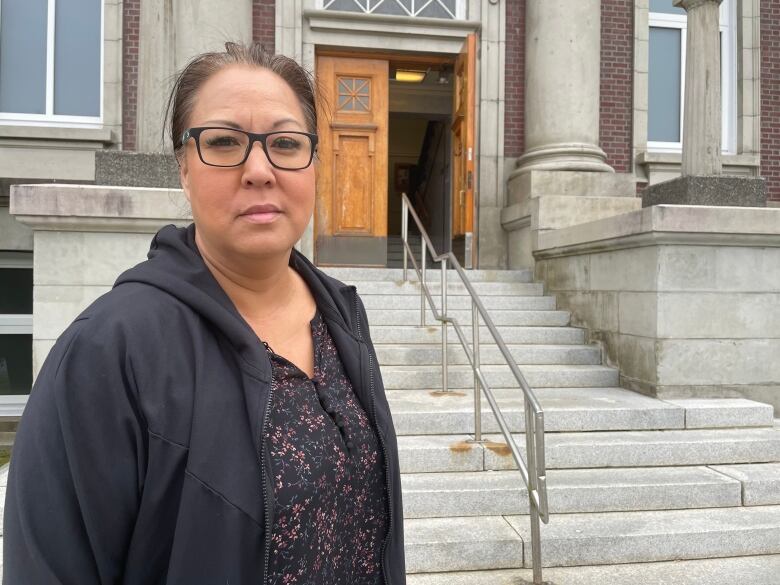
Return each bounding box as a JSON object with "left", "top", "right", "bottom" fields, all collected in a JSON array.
[
  {"left": 0, "top": 0, "right": 48, "bottom": 114},
  {"left": 54, "top": 0, "right": 102, "bottom": 116},
  {"left": 322, "top": 0, "right": 458, "bottom": 19},
  {"left": 650, "top": 0, "right": 686, "bottom": 15},
  {"left": 648, "top": 27, "right": 682, "bottom": 143},
  {"left": 337, "top": 77, "right": 371, "bottom": 112}
]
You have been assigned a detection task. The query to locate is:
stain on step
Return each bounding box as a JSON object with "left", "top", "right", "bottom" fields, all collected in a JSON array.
[
  {"left": 449, "top": 441, "right": 473, "bottom": 453},
  {"left": 430, "top": 391, "right": 467, "bottom": 397},
  {"left": 485, "top": 441, "right": 511, "bottom": 457}
]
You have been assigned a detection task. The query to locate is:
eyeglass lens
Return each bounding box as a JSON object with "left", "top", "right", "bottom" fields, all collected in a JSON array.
[{"left": 197, "top": 129, "right": 313, "bottom": 169}]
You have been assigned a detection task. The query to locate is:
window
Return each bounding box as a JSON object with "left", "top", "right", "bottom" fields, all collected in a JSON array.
[
  {"left": 648, "top": 0, "right": 736, "bottom": 153},
  {"left": 0, "top": 0, "right": 103, "bottom": 127},
  {"left": 318, "top": 0, "right": 464, "bottom": 19},
  {"left": 0, "top": 254, "right": 33, "bottom": 396}
]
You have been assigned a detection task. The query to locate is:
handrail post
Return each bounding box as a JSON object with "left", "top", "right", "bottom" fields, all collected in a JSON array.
[
  {"left": 441, "top": 257, "right": 448, "bottom": 393},
  {"left": 420, "top": 243, "right": 426, "bottom": 327},
  {"left": 472, "top": 299, "right": 481, "bottom": 441},
  {"left": 526, "top": 397, "right": 542, "bottom": 583},
  {"left": 401, "top": 196, "right": 408, "bottom": 282}
]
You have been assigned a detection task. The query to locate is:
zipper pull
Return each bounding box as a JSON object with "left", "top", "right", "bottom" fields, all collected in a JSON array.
[{"left": 261, "top": 339, "right": 276, "bottom": 356}]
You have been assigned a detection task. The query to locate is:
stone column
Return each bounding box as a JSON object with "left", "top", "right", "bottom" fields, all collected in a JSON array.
[
  {"left": 517, "top": 0, "right": 611, "bottom": 173},
  {"left": 136, "top": 0, "right": 253, "bottom": 153},
  {"left": 502, "top": 0, "right": 640, "bottom": 269},
  {"left": 674, "top": 0, "right": 723, "bottom": 176}
]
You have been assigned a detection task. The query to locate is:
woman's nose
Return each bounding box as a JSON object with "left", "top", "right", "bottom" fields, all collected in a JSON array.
[{"left": 241, "top": 141, "right": 276, "bottom": 185}]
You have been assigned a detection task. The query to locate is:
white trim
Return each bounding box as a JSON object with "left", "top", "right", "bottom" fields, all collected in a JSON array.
[
  {"left": 0, "top": 0, "right": 104, "bottom": 126},
  {"left": 0, "top": 315, "right": 32, "bottom": 335},
  {"left": 46, "top": 0, "right": 55, "bottom": 116},
  {"left": 648, "top": 0, "right": 736, "bottom": 155},
  {"left": 0, "top": 252, "right": 33, "bottom": 269}
]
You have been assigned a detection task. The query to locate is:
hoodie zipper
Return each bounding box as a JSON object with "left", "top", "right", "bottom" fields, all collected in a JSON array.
[
  {"left": 353, "top": 289, "right": 393, "bottom": 585},
  {"left": 259, "top": 340, "right": 275, "bottom": 584}
]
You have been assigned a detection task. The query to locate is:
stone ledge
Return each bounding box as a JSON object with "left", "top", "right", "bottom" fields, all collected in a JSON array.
[
  {"left": 535, "top": 204, "right": 780, "bottom": 257},
  {"left": 10, "top": 184, "right": 190, "bottom": 232}
]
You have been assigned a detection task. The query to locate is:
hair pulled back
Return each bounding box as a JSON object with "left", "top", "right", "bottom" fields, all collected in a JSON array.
[{"left": 165, "top": 42, "right": 317, "bottom": 158}]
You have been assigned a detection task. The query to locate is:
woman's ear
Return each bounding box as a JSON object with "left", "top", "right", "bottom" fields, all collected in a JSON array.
[{"left": 178, "top": 155, "right": 191, "bottom": 203}]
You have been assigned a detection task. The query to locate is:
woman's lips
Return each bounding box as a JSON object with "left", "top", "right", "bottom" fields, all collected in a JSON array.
[{"left": 240, "top": 205, "right": 282, "bottom": 224}]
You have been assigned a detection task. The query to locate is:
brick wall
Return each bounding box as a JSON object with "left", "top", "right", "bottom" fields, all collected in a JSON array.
[
  {"left": 599, "top": 0, "right": 634, "bottom": 173},
  {"left": 504, "top": 0, "right": 525, "bottom": 158},
  {"left": 761, "top": 2, "right": 780, "bottom": 203},
  {"left": 122, "top": 0, "right": 140, "bottom": 151},
  {"left": 253, "top": 0, "right": 276, "bottom": 53}
]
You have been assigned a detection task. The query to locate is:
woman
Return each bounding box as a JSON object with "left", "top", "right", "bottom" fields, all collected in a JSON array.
[{"left": 4, "top": 42, "right": 405, "bottom": 585}]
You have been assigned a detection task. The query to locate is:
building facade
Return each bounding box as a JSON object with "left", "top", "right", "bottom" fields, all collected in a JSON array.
[{"left": 1, "top": 0, "right": 778, "bottom": 398}]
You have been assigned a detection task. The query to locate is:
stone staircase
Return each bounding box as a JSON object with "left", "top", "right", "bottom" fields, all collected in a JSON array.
[{"left": 322, "top": 266, "right": 780, "bottom": 584}]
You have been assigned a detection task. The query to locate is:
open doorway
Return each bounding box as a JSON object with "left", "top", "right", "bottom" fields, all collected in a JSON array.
[{"left": 314, "top": 48, "right": 473, "bottom": 267}]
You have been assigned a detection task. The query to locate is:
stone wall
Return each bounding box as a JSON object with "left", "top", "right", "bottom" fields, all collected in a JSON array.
[{"left": 534, "top": 204, "right": 780, "bottom": 412}]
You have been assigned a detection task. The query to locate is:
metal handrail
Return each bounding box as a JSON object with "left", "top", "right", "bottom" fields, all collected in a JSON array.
[{"left": 400, "top": 193, "right": 549, "bottom": 584}]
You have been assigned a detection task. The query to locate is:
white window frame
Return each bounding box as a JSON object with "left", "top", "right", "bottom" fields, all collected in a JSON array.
[
  {"left": 0, "top": 0, "right": 104, "bottom": 128},
  {"left": 317, "top": 0, "right": 466, "bottom": 19},
  {"left": 648, "top": 0, "right": 736, "bottom": 155}
]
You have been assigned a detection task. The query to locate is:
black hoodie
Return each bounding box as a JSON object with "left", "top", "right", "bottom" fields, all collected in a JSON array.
[{"left": 3, "top": 224, "right": 406, "bottom": 585}]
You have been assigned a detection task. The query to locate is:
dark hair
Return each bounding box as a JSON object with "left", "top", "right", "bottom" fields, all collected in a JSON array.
[{"left": 165, "top": 42, "right": 318, "bottom": 159}]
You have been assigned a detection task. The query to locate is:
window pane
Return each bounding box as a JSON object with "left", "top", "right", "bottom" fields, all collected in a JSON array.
[
  {"left": 0, "top": 269, "right": 33, "bottom": 314},
  {"left": 0, "top": 335, "right": 32, "bottom": 395},
  {"left": 54, "top": 0, "right": 101, "bottom": 116},
  {"left": 649, "top": 27, "right": 682, "bottom": 143},
  {"left": 650, "top": 0, "right": 686, "bottom": 15},
  {"left": 0, "top": 0, "right": 48, "bottom": 114}
]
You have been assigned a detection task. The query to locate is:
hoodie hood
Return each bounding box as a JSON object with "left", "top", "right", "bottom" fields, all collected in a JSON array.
[{"left": 113, "top": 223, "right": 359, "bottom": 376}]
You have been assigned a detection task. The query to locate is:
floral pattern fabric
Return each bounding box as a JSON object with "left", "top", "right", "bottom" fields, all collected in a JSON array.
[{"left": 263, "top": 311, "right": 388, "bottom": 585}]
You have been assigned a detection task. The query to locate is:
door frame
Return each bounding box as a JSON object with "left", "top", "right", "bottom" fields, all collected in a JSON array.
[{"left": 287, "top": 2, "right": 505, "bottom": 268}]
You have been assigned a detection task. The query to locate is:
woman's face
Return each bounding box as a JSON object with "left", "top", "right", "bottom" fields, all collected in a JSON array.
[{"left": 180, "top": 65, "right": 316, "bottom": 264}]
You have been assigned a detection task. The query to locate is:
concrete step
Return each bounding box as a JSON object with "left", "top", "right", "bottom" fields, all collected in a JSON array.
[
  {"left": 507, "top": 505, "right": 780, "bottom": 567},
  {"left": 353, "top": 281, "right": 544, "bottom": 296},
  {"left": 376, "top": 343, "right": 600, "bottom": 366},
  {"left": 366, "top": 309, "right": 571, "bottom": 327},
  {"left": 405, "top": 555, "right": 780, "bottom": 584},
  {"left": 396, "top": 427, "right": 780, "bottom": 473},
  {"left": 405, "top": 506, "right": 780, "bottom": 571},
  {"left": 709, "top": 463, "right": 780, "bottom": 505},
  {"left": 388, "top": 390, "right": 774, "bottom": 435},
  {"left": 387, "top": 386, "right": 686, "bottom": 435},
  {"left": 404, "top": 516, "right": 523, "bottom": 573},
  {"left": 361, "top": 293, "right": 556, "bottom": 310},
  {"left": 380, "top": 364, "right": 619, "bottom": 390},
  {"left": 664, "top": 398, "right": 775, "bottom": 429},
  {"left": 370, "top": 325, "right": 586, "bottom": 345},
  {"left": 322, "top": 267, "right": 534, "bottom": 282},
  {"left": 402, "top": 466, "right": 742, "bottom": 518}
]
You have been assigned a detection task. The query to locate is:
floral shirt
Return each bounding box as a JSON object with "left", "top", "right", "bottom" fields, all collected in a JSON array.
[{"left": 262, "top": 311, "right": 389, "bottom": 585}]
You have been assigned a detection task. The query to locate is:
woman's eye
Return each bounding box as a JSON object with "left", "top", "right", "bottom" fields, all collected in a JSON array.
[
  {"left": 271, "top": 137, "right": 301, "bottom": 150},
  {"left": 205, "top": 135, "right": 241, "bottom": 148}
]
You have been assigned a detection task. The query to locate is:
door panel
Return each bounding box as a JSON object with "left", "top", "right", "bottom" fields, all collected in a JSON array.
[
  {"left": 315, "top": 56, "right": 389, "bottom": 266},
  {"left": 451, "top": 33, "right": 476, "bottom": 246}
]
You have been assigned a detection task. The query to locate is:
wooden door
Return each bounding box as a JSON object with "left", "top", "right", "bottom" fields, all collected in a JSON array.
[
  {"left": 315, "top": 56, "right": 389, "bottom": 266},
  {"left": 451, "top": 34, "right": 476, "bottom": 241}
]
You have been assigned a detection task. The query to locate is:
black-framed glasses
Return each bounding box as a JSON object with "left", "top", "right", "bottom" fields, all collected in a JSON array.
[{"left": 181, "top": 127, "right": 318, "bottom": 170}]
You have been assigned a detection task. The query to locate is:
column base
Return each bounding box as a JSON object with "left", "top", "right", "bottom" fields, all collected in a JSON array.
[
  {"left": 515, "top": 142, "right": 614, "bottom": 174},
  {"left": 641, "top": 175, "right": 767, "bottom": 207}
]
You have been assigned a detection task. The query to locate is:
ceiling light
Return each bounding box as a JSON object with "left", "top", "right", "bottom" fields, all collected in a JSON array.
[{"left": 395, "top": 69, "right": 427, "bottom": 83}]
